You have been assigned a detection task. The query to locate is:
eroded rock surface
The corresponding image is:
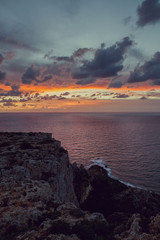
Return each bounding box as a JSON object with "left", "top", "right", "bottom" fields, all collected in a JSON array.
[
  {"left": 73, "top": 164, "right": 160, "bottom": 240},
  {"left": 1, "top": 132, "right": 160, "bottom": 240},
  {"left": 0, "top": 132, "right": 79, "bottom": 239}
]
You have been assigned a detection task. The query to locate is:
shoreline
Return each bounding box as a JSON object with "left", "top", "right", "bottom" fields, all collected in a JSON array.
[
  {"left": 0, "top": 132, "right": 160, "bottom": 240},
  {"left": 87, "top": 158, "right": 159, "bottom": 195}
]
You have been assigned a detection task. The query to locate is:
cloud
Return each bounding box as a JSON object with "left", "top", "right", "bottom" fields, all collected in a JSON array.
[
  {"left": 0, "top": 98, "right": 17, "bottom": 103},
  {"left": 0, "top": 35, "right": 40, "bottom": 52},
  {"left": 60, "top": 92, "right": 70, "bottom": 96},
  {"left": 137, "top": 0, "right": 160, "bottom": 27},
  {"left": 73, "top": 48, "right": 93, "bottom": 58},
  {"left": 0, "top": 71, "right": 6, "bottom": 83},
  {"left": 22, "top": 65, "right": 53, "bottom": 84},
  {"left": 140, "top": 96, "right": 147, "bottom": 100},
  {"left": 128, "top": 52, "right": 160, "bottom": 85},
  {"left": 3, "top": 102, "right": 17, "bottom": 107},
  {"left": 0, "top": 53, "right": 6, "bottom": 82},
  {"left": 5, "top": 82, "right": 11, "bottom": 86},
  {"left": 22, "top": 65, "right": 40, "bottom": 84},
  {"left": 57, "top": 96, "right": 66, "bottom": 100},
  {"left": 42, "top": 75, "right": 53, "bottom": 82},
  {"left": 52, "top": 56, "right": 74, "bottom": 63},
  {"left": 8, "top": 84, "right": 22, "bottom": 96},
  {"left": 108, "top": 80, "right": 123, "bottom": 88},
  {"left": 127, "top": 48, "right": 145, "bottom": 60},
  {"left": 0, "top": 53, "right": 4, "bottom": 65},
  {"left": 76, "top": 77, "right": 96, "bottom": 85},
  {"left": 123, "top": 16, "right": 132, "bottom": 25},
  {"left": 114, "top": 93, "right": 129, "bottom": 98},
  {"left": 44, "top": 50, "right": 54, "bottom": 59},
  {"left": 73, "top": 37, "right": 133, "bottom": 85}
]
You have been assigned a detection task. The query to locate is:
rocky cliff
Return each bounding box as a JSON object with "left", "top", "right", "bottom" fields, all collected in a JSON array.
[
  {"left": 0, "top": 132, "right": 80, "bottom": 239},
  {"left": 73, "top": 164, "right": 160, "bottom": 240},
  {"left": 0, "top": 132, "right": 160, "bottom": 240}
]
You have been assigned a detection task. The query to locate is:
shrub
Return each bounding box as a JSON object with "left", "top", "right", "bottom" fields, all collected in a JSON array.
[
  {"left": 50, "top": 220, "right": 71, "bottom": 235},
  {"left": 69, "top": 208, "right": 85, "bottom": 218},
  {"left": 20, "top": 142, "right": 33, "bottom": 150}
]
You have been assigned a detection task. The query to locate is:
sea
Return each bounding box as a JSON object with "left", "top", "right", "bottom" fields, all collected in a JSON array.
[{"left": 0, "top": 112, "right": 160, "bottom": 193}]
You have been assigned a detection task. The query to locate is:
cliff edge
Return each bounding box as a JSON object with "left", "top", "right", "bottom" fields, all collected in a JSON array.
[{"left": 0, "top": 132, "right": 160, "bottom": 240}]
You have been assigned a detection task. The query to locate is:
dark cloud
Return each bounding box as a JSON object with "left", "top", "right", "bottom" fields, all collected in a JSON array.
[
  {"left": 128, "top": 48, "right": 145, "bottom": 60},
  {"left": 8, "top": 84, "right": 22, "bottom": 96},
  {"left": 123, "top": 16, "right": 132, "bottom": 25},
  {"left": 73, "top": 48, "right": 92, "bottom": 58},
  {"left": 0, "top": 53, "right": 6, "bottom": 82},
  {"left": 39, "top": 94, "right": 58, "bottom": 101},
  {"left": 0, "top": 71, "right": 6, "bottom": 83},
  {"left": 0, "top": 98, "right": 17, "bottom": 103},
  {"left": 0, "top": 53, "right": 4, "bottom": 65},
  {"left": 44, "top": 64, "right": 66, "bottom": 78},
  {"left": 101, "top": 43, "right": 106, "bottom": 49},
  {"left": 45, "top": 49, "right": 93, "bottom": 72},
  {"left": 42, "top": 75, "right": 53, "bottom": 82},
  {"left": 57, "top": 96, "right": 66, "bottom": 100},
  {"left": 22, "top": 65, "right": 53, "bottom": 84},
  {"left": 128, "top": 52, "right": 160, "bottom": 85},
  {"left": 54, "top": 78, "right": 63, "bottom": 85},
  {"left": 3, "top": 102, "right": 17, "bottom": 107},
  {"left": 152, "top": 79, "right": 160, "bottom": 85},
  {"left": 140, "top": 96, "right": 147, "bottom": 100},
  {"left": 60, "top": 92, "right": 70, "bottom": 96},
  {"left": 34, "top": 92, "right": 39, "bottom": 97},
  {"left": 0, "top": 36, "right": 40, "bottom": 52},
  {"left": 0, "top": 84, "right": 22, "bottom": 97},
  {"left": 108, "top": 80, "right": 123, "bottom": 88},
  {"left": 22, "top": 65, "right": 40, "bottom": 84},
  {"left": 73, "top": 37, "right": 133, "bottom": 85},
  {"left": 44, "top": 50, "right": 54, "bottom": 59},
  {"left": 1, "top": 97, "right": 18, "bottom": 107},
  {"left": 53, "top": 56, "right": 74, "bottom": 63},
  {"left": 5, "top": 82, "right": 11, "bottom": 86},
  {"left": 137, "top": 0, "right": 160, "bottom": 27},
  {"left": 114, "top": 93, "right": 129, "bottom": 98},
  {"left": 76, "top": 77, "right": 96, "bottom": 85}
]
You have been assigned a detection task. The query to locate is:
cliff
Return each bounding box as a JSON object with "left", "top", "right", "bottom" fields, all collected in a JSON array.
[
  {"left": 0, "top": 132, "right": 160, "bottom": 240},
  {"left": 73, "top": 164, "right": 160, "bottom": 240}
]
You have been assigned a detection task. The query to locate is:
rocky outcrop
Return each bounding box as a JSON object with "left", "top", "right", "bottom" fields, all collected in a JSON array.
[
  {"left": 0, "top": 132, "right": 160, "bottom": 240},
  {"left": 73, "top": 164, "right": 160, "bottom": 240},
  {"left": 0, "top": 132, "right": 79, "bottom": 239}
]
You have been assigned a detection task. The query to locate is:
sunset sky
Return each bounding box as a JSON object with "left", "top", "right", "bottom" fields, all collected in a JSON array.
[{"left": 0, "top": 0, "right": 160, "bottom": 112}]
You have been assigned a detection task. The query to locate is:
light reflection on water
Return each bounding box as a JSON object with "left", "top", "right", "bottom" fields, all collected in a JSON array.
[{"left": 0, "top": 112, "right": 160, "bottom": 192}]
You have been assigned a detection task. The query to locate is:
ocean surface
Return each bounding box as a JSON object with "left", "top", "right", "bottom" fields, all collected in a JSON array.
[{"left": 0, "top": 112, "right": 160, "bottom": 193}]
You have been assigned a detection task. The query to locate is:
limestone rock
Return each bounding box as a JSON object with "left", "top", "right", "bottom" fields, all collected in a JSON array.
[
  {"left": 149, "top": 214, "right": 160, "bottom": 234},
  {"left": 0, "top": 132, "right": 78, "bottom": 239}
]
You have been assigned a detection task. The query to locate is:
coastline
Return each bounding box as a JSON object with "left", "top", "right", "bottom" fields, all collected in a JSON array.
[{"left": 0, "top": 132, "right": 160, "bottom": 240}]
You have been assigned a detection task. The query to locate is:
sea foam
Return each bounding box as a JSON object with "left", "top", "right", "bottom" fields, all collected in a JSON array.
[{"left": 88, "top": 158, "right": 138, "bottom": 189}]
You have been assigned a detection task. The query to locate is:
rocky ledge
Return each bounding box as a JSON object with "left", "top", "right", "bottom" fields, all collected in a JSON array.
[{"left": 0, "top": 132, "right": 160, "bottom": 240}]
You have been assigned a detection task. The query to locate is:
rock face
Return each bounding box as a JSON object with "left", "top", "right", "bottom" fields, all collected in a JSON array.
[
  {"left": 0, "top": 132, "right": 160, "bottom": 240},
  {"left": 0, "top": 132, "right": 79, "bottom": 239},
  {"left": 74, "top": 165, "right": 160, "bottom": 240}
]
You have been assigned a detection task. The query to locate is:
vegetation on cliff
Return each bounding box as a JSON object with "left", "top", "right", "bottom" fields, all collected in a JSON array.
[{"left": 0, "top": 132, "right": 160, "bottom": 240}]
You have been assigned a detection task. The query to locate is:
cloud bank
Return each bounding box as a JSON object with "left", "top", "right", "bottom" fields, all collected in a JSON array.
[
  {"left": 137, "top": 0, "right": 160, "bottom": 26},
  {"left": 73, "top": 37, "right": 133, "bottom": 85},
  {"left": 128, "top": 52, "right": 160, "bottom": 85}
]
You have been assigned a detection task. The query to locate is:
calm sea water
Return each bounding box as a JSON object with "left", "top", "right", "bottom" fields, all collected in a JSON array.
[{"left": 0, "top": 112, "right": 160, "bottom": 193}]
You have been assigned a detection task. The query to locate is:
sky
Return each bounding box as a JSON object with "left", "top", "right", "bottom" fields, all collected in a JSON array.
[{"left": 0, "top": 0, "right": 160, "bottom": 112}]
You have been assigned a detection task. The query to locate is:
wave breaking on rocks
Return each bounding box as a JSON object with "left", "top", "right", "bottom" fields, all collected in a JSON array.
[{"left": 0, "top": 132, "right": 160, "bottom": 240}]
